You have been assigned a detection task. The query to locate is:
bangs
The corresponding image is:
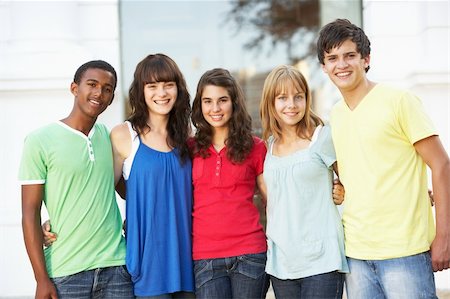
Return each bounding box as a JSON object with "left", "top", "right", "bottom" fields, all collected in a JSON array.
[
  {"left": 142, "top": 59, "right": 178, "bottom": 84},
  {"left": 274, "top": 73, "right": 306, "bottom": 97}
]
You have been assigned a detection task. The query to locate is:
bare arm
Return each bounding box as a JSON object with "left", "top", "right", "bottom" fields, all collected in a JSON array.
[
  {"left": 414, "top": 135, "right": 450, "bottom": 272},
  {"left": 22, "top": 184, "right": 58, "bottom": 299},
  {"left": 110, "top": 123, "right": 131, "bottom": 192},
  {"left": 256, "top": 174, "right": 267, "bottom": 208}
]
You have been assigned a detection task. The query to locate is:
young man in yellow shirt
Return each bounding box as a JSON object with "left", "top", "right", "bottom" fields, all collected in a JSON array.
[{"left": 317, "top": 19, "right": 450, "bottom": 299}]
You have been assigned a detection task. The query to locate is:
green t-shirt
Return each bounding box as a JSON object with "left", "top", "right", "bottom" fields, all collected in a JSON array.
[
  {"left": 19, "top": 121, "right": 126, "bottom": 277},
  {"left": 330, "top": 84, "right": 436, "bottom": 260}
]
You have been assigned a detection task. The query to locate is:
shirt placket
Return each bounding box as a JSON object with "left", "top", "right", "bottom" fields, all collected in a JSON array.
[
  {"left": 213, "top": 153, "right": 222, "bottom": 186},
  {"left": 87, "top": 138, "right": 95, "bottom": 161}
]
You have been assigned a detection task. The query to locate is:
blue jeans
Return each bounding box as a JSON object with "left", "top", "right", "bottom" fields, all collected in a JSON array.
[
  {"left": 51, "top": 265, "right": 134, "bottom": 299},
  {"left": 137, "top": 292, "right": 195, "bottom": 299},
  {"left": 194, "top": 252, "right": 268, "bottom": 299},
  {"left": 345, "top": 251, "right": 438, "bottom": 299},
  {"left": 270, "top": 271, "right": 344, "bottom": 299}
]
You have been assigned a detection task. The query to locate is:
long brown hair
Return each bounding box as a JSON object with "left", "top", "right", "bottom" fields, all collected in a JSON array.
[
  {"left": 191, "top": 68, "right": 253, "bottom": 163},
  {"left": 127, "top": 53, "right": 191, "bottom": 162},
  {"left": 260, "top": 65, "right": 323, "bottom": 141}
]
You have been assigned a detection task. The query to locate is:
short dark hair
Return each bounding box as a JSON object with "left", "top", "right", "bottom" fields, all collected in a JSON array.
[
  {"left": 317, "top": 19, "right": 371, "bottom": 72},
  {"left": 73, "top": 60, "right": 117, "bottom": 89}
]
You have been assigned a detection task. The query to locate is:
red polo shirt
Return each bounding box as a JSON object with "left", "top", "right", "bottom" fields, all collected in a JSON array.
[{"left": 192, "top": 136, "right": 267, "bottom": 260}]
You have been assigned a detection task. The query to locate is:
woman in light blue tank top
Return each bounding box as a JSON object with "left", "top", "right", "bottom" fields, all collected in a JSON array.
[
  {"left": 259, "top": 65, "right": 348, "bottom": 299},
  {"left": 110, "top": 54, "right": 195, "bottom": 298}
]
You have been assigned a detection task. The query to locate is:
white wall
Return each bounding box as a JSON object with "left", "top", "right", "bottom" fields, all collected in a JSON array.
[{"left": 0, "top": 1, "right": 123, "bottom": 297}]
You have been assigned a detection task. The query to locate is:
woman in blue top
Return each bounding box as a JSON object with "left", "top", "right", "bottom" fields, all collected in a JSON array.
[
  {"left": 259, "top": 65, "right": 348, "bottom": 299},
  {"left": 41, "top": 54, "right": 195, "bottom": 298},
  {"left": 110, "top": 54, "right": 194, "bottom": 298}
]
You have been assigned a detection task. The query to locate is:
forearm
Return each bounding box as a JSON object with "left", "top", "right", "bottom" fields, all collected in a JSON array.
[
  {"left": 256, "top": 174, "right": 267, "bottom": 207},
  {"left": 21, "top": 184, "right": 51, "bottom": 283},
  {"left": 413, "top": 136, "right": 450, "bottom": 271},
  {"left": 433, "top": 159, "right": 450, "bottom": 238},
  {"left": 22, "top": 209, "right": 51, "bottom": 283}
]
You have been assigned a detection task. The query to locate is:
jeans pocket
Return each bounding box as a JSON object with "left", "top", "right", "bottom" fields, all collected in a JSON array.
[
  {"left": 118, "top": 265, "right": 132, "bottom": 281},
  {"left": 51, "top": 273, "right": 75, "bottom": 286},
  {"left": 237, "top": 252, "right": 267, "bottom": 279},
  {"left": 194, "top": 259, "right": 214, "bottom": 289}
]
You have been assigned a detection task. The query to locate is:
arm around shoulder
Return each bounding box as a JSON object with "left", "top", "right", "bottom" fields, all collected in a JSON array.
[{"left": 414, "top": 135, "right": 450, "bottom": 271}]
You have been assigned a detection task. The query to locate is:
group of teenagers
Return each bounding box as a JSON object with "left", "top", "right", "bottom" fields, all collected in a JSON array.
[{"left": 19, "top": 19, "right": 450, "bottom": 299}]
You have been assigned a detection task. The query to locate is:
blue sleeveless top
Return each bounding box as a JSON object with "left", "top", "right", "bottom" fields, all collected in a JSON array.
[{"left": 125, "top": 137, "right": 194, "bottom": 296}]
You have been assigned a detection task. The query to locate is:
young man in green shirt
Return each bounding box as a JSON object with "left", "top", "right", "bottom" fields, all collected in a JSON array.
[{"left": 19, "top": 60, "right": 133, "bottom": 299}]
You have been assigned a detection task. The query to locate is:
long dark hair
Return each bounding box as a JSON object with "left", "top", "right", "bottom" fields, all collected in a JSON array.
[
  {"left": 127, "top": 53, "right": 191, "bottom": 162},
  {"left": 191, "top": 68, "right": 253, "bottom": 163}
]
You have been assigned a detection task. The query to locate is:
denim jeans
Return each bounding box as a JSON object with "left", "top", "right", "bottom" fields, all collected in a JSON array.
[
  {"left": 137, "top": 291, "right": 195, "bottom": 299},
  {"left": 270, "top": 271, "right": 344, "bottom": 299},
  {"left": 51, "top": 265, "right": 134, "bottom": 299},
  {"left": 345, "top": 251, "right": 438, "bottom": 299},
  {"left": 194, "top": 252, "right": 268, "bottom": 299}
]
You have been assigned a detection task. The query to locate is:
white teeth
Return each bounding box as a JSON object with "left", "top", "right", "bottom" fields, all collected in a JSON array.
[
  {"left": 336, "top": 72, "right": 351, "bottom": 78},
  {"left": 155, "top": 99, "right": 170, "bottom": 104},
  {"left": 90, "top": 100, "right": 100, "bottom": 105},
  {"left": 210, "top": 115, "right": 222, "bottom": 121}
]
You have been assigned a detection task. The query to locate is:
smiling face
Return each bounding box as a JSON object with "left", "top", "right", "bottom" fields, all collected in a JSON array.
[
  {"left": 201, "top": 85, "right": 233, "bottom": 131},
  {"left": 274, "top": 81, "right": 306, "bottom": 130},
  {"left": 321, "top": 39, "right": 370, "bottom": 94},
  {"left": 144, "top": 81, "right": 177, "bottom": 117},
  {"left": 70, "top": 68, "right": 115, "bottom": 120}
]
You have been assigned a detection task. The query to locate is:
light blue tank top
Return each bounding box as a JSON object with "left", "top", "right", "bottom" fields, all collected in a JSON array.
[{"left": 264, "top": 125, "right": 348, "bottom": 279}]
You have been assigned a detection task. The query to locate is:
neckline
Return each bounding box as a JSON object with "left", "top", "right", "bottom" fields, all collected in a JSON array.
[
  {"left": 56, "top": 121, "right": 96, "bottom": 140},
  {"left": 138, "top": 139, "right": 175, "bottom": 154},
  {"left": 269, "top": 125, "right": 322, "bottom": 157},
  {"left": 343, "top": 83, "right": 379, "bottom": 112}
]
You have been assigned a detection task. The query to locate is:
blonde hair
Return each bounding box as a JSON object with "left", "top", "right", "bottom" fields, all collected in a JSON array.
[{"left": 260, "top": 65, "right": 323, "bottom": 141}]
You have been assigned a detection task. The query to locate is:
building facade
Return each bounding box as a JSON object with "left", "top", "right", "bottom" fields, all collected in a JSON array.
[{"left": 0, "top": 1, "right": 448, "bottom": 297}]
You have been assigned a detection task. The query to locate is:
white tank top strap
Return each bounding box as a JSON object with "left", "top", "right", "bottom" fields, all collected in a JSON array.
[
  {"left": 268, "top": 136, "right": 275, "bottom": 155},
  {"left": 309, "top": 125, "right": 323, "bottom": 147},
  {"left": 122, "top": 121, "right": 140, "bottom": 180}
]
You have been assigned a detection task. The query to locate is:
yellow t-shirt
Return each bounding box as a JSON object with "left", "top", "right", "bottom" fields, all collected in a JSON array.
[{"left": 330, "top": 84, "right": 437, "bottom": 260}]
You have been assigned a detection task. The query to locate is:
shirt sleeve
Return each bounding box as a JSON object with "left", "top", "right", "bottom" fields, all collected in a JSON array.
[
  {"left": 18, "top": 133, "right": 47, "bottom": 185},
  {"left": 397, "top": 91, "right": 437, "bottom": 144},
  {"left": 316, "top": 125, "right": 336, "bottom": 168},
  {"left": 252, "top": 137, "right": 267, "bottom": 176}
]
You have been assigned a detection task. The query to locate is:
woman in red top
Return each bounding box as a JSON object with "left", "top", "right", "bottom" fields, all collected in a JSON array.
[{"left": 190, "top": 68, "right": 268, "bottom": 299}]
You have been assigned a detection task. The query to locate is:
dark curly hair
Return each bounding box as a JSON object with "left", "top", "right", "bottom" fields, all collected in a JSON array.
[
  {"left": 127, "top": 53, "right": 191, "bottom": 162},
  {"left": 317, "top": 19, "right": 371, "bottom": 72},
  {"left": 191, "top": 68, "right": 253, "bottom": 164}
]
